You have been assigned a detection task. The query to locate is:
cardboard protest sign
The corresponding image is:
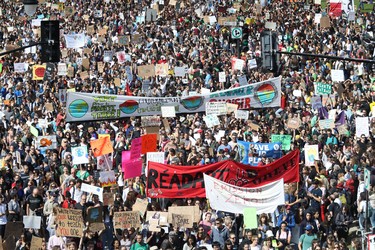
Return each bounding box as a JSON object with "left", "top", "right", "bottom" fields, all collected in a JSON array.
[
  {"left": 55, "top": 208, "right": 84, "bottom": 237},
  {"left": 226, "top": 103, "right": 238, "bottom": 114},
  {"left": 88, "top": 222, "right": 105, "bottom": 233},
  {"left": 320, "top": 16, "right": 330, "bottom": 28},
  {"left": 287, "top": 118, "right": 301, "bottom": 129},
  {"left": 145, "top": 127, "right": 160, "bottom": 140},
  {"left": 311, "top": 96, "right": 323, "bottom": 110},
  {"left": 319, "top": 119, "right": 335, "bottom": 129},
  {"left": 133, "top": 198, "right": 149, "bottom": 216},
  {"left": 168, "top": 205, "right": 200, "bottom": 224},
  {"left": 113, "top": 211, "right": 140, "bottom": 229},
  {"left": 118, "top": 36, "right": 129, "bottom": 45},
  {"left": 146, "top": 211, "right": 169, "bottom": 225},
  {"left": 155, "top": 63, "right": 169, "bottom": 76},
  {"left": 137, "top": 64, "right": 155, "bottom": 78},
  {"left": 149, "top": 218, "right": 160, "bottom": 232},
  {"left": 30, "top": 236, "right": 43, "bottom": 250},
  {"left": 87, "top": 206, "right": 103, "bottom": 224},
  {"left": 103, "top": 192, "right": 114, "bottom": 206},
  {"left": 32, "top": 65, "right": 46, "bottom": 80},
  {"left": 172, "top": 213, "right": 193, "bottom": 228}
]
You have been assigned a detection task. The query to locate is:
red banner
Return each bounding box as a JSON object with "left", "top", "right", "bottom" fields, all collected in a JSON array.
[{"left": 147, "top": 150, "right": 300, "bottom": 198}]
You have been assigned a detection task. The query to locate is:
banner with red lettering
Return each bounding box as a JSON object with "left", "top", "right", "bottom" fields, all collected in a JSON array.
[
  {"left": 147, "top": 150, "right": 300, "bottom": 198},
  {"left": 204, "top": 174, "right": 285, "bottom": 214}
]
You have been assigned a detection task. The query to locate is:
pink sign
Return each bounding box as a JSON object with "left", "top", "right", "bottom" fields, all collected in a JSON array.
[
  {"left": 121, "top": 151, "right": 131, "bottom": 170},
  {"left": 123, "top": 159, "right": 142, "bottom": 180},
  {"left": 130, "top": 137, "right": 142, "bottom": 160}
]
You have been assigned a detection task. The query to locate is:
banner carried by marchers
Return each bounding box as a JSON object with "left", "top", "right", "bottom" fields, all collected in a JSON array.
[
  {"left": 147, "top": 150, "right": 300, "bottom": 198},
  {"left": 66, "top": 77, "right": 281, "bottom": 122},
  {"left": 204, "top": 175, "right": 285, "bottom": 214},
  {"left": 237, "top": 141, "right": 282, "bottom": 166}
]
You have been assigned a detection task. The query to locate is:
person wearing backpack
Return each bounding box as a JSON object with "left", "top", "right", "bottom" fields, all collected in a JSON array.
[
  {"left": 276, "top": 221, "right": 291, "bottom": 250},
  {"left": 298, "top": 225, "right": 317, "bottom": 250}
]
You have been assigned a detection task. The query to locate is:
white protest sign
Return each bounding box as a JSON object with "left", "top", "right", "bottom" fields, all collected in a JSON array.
[
  {"left": 265, "top": 21, "right": 277, "bottom": 30},
  {"left": 57, "top": 63, "right": 67, "bottom": 76},
  {"left": 248, "top": 59, "right": 257, "bottom": 69},
  {"left": 235, "top": 110, "right": 249, "bottom": 120},
  {"left": 146, "top": 152, "right": 165, "bottom": 168},
  {"left": 71, "top": 146, "right": 89, "bottom": 165},
  {"left": 174, "top": 67, "right": 187, "bottom": 77},
  {"left": 214, "top": 130, "right": 226, "bottom": 142},
  {"left": 81, "top": 183, "right": 103, "bottom": 201},
  {"left": 331, "top": 70, "right": 345, "bottom": 82},
  {"left": 206, "top": 102, "right": 227, "bottom": 116},
  {"left": 304, "top": 144, "right": 319, "bottom": 166},
  {"left": 204, "top": 115, "right": 220, "bottom": 128},
  {"left": 23, "top": 216, "right": 42, "bottom": 229},
  {"left": 233, "top": 59, "right": 245, "bottom": 70},
  {"left": 355, "top": 117, "right": 369, "bottom": 137},
  {"left": 219, "top": 72, "right": 226, "bottom": 82},
  {"left": 161, "top": 106, "right": 176, "bottom": 118},
  {"left": 14, "top": 63, "right": 28, "bottom": 73},
  {"left": 314, "top": 14, "right": 322, "bottom": 24},
  {"left": 238, "top": 75, "right": 247, "bottom": 86},
  {"left": 204, "top": 174, "right": 285, "bottom": 214},
  {"left": 293, "top": 90, "right": 302, "bottom": 97}
]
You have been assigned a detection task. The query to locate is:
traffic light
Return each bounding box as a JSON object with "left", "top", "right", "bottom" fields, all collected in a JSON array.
[
  {"left": 41, "top": 21, "right": 60, "bottom": 63},
  {"left": 261, "top": 31, "right": 278, "bottom": 72}
]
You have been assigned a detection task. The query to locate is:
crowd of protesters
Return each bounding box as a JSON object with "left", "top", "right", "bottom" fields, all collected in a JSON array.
[{"left": 0, "top": 0, "right": 374, "bottom": 249}]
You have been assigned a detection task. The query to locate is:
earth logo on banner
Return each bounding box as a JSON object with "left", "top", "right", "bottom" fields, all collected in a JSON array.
[
  {"left": 180, "top": 96, "right": 204, "bottom": 111},
  {"left": 69, "top": 99, "right": 89, "bottom": 118},
  {"left": 254, "top": 82, "right": 277, "bottom": 106},
  {"left": 119, "top": 100, "right": 139, "bottom": 114}
]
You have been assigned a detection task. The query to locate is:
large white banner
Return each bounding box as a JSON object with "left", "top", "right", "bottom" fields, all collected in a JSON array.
[
  {"left": 203, "top": 174, "right": 285, "bottom": 214},
  {"left": 66, "top": 77, "right": 282, "bottom": 122},
  {"left": 64, "top": 33, "right": 86, "bottom": 48}
]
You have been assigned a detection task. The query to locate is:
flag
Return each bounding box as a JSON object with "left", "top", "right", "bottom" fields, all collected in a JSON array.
[
  {"left": 90, "top": 137, "right": 114, "bottom": 157},
  {"left": 335, "top": 111, "right": 346, "bottom": 127},
  {"left": 126, "top": 82, "right": 133, "bottom": 96},
  {"left": 318, "top": 107, "right": 329, "bottom": 119},
  {"left": 64, "top": 33, "right": 86, "bottom": 48},
  {"left": 329, "top": 0, "right": 342, "bottom": 17}
]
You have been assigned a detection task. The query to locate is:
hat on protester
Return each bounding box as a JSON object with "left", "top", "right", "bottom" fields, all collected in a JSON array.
[
  {"left": 266, "top": 230, "right": 274, "bottom": 237},
  {"left": 150, "top": 247, "right": 159, "bottom": 250},
  {"left": 77, "top": 124, "right": 84, "bottom": 129},
  {"left": 305, "top": 224, "right": 313, "bottom": 230}
]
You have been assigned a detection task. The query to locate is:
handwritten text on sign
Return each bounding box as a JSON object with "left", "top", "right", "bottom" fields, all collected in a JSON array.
[
  {"left": 113, "top": 211, "right": 140, "bottom": 229},
  {"left": 55, "top": 208, "right": 83, "bottom": 237}
]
